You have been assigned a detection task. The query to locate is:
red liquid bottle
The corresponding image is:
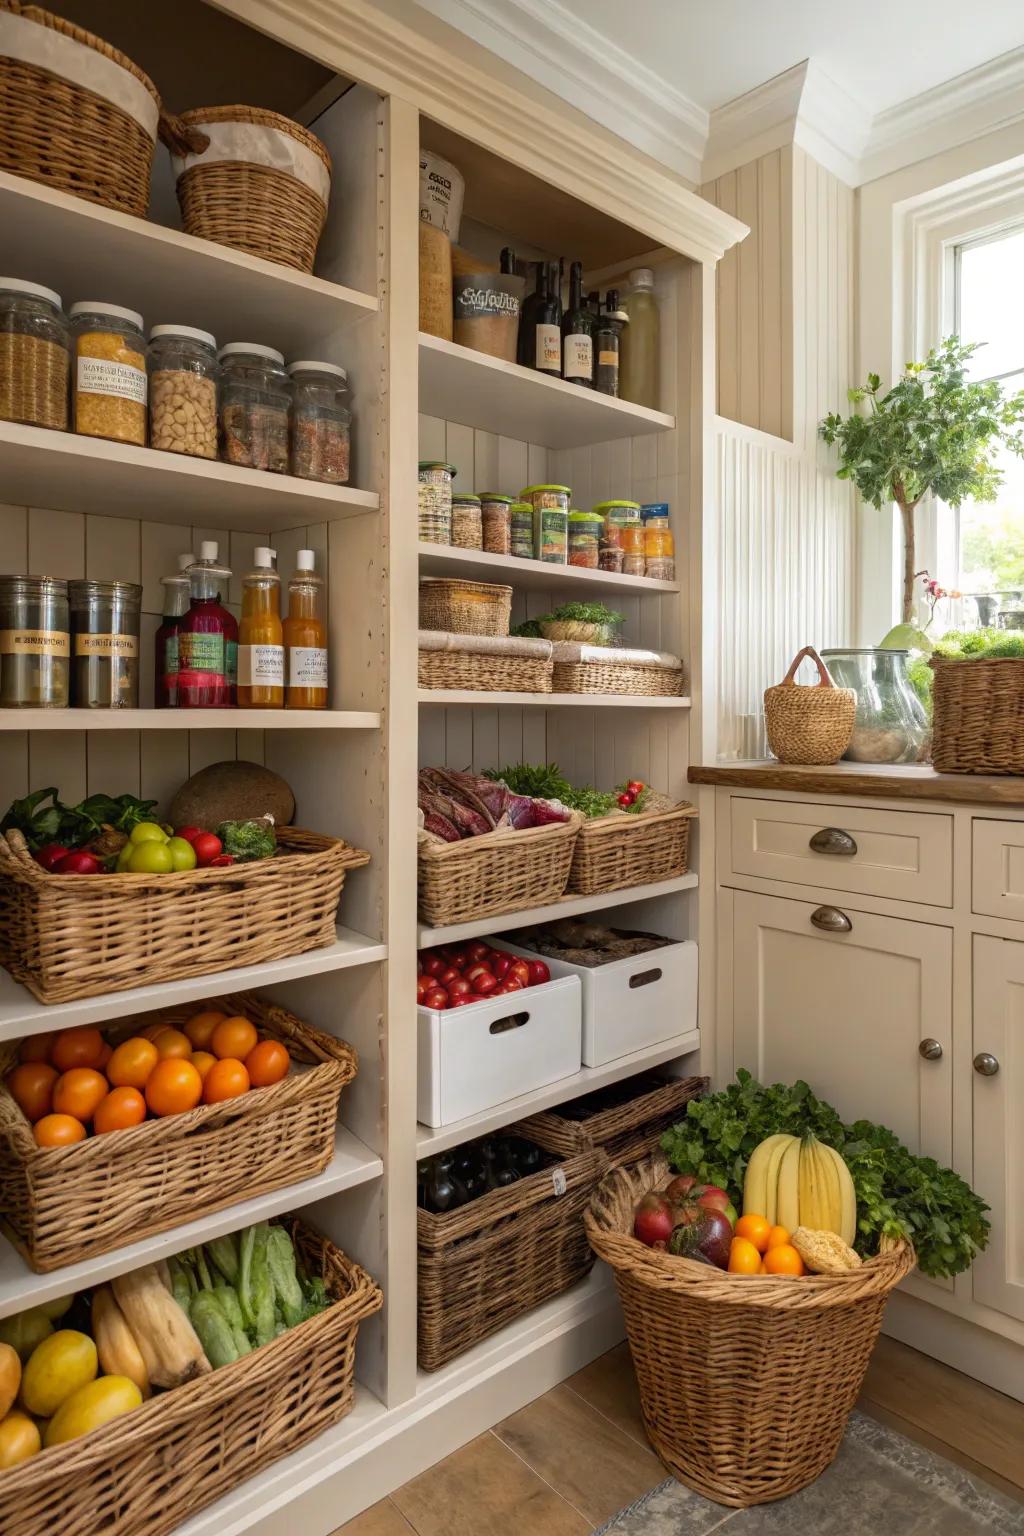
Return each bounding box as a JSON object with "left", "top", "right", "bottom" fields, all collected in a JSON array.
[
  {"left": 176, "top": 542, "right": 237, "bottom": 707},
  {"left": 154, "top": 552, "right": 193, "bottom": 708}
]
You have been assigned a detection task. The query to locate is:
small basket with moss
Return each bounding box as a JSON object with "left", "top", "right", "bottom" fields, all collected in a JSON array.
[
  {"left": 930, "top": 630, "right": 1024, "bottom": 774},
  {"left": 534, "top": 602, "right": 625, "bottom": 646}
]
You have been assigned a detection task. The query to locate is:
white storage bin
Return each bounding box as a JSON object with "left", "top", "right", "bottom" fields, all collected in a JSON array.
[
  {"left": 505, "top": 937, "right": 697, "bottom": 1067},
  {"left": 417, "top": 975, "right": 582, "bottom": 1127}
]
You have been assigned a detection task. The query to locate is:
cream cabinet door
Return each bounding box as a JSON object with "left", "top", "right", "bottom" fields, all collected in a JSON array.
[
  {"left": 732, "top": 892, "right": 952, "bottom": 1160},
  {"left": 972, "top": 819, "right": 1024, "bottom": 921},
  {"left": 972, "top": 936, "right": 1024, "bottom": 1322}
]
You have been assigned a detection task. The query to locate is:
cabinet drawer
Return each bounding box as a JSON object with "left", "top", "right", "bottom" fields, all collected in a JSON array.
[
  {"left": 972, "top": 820, "right": 1024, "bottom": 920},
  {"left": 728, "top": 797, "right": 953, "bottom": 906}
]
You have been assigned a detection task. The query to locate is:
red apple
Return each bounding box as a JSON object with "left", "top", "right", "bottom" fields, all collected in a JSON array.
[
  {"left": 466, "top": 941, "right": 490, "bottom": 964},
  {"left": 696, "top": 1187, "right": 731, "bottom": 1215},
  {"left": 502, "top": 975, "right": 524, "bottom": 992},
  {"left": 423, "top": 987, "right": 448, "bottom": 1010},
  {"left": 526, "top": 959, "right": 550, "bottom": 985},
  {"left": 508, "top": 959, "right": 530, "bottom": 986},
  {"left": 633, "top": 1193, "right": 674, "bottom": 1247},
  {"left": 472, "top": 972, "right": 498, "bottom": 996},
  {"left": 423, "top": 955, "right": 446, "bottom": 978},
  {"left": 446, "top": 976, "right": 471, "bottom": 998},
  {"left": 664, "top": 1174, "right": 697, "bottom": 1203},
  {"left": 416, "top": 976, "right": 430, "bottom": 1002},
  {"left": 439, "top": 966, "right": 459, "bottom": 986}
]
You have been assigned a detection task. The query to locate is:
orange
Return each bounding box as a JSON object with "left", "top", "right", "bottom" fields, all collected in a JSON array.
[
  {"left": 19, "top": 1032, "right": 55, "bottom": 1064},
  {"left": 245, "top": 1039, "right": 289, "bottom": 1088},
  {"left": 107, "top": 1037, "right": 159, "bottom": 1091},
  {"left": 210, "top": 1016, "right": 258, "bottom": 1062},
  {"left": 763, "top": 1243, "right": 806, "bottom": 1277},
  {"left": 190, "top": 1051, "right": 216, "bottom": 1083},
  {"left": 52, "top": 1068, "right": 109, "bottom": 1124},
  {"left": 140, "top": 1022, "right": 170, "bottom": 1042},
  {"left": 727, "top": 1236, "right": 763, "bottom": 1275},
  {"left": 734, "top": 1213, "right": 771, "bottom": 1253},
  {"left": 183, "top": 1010, "right": 227, "bottom": 1051},
  {"left": 145, "top": 1058, "right": 203, "bottom": 1118},
  {"left": 94, "top": 1086, "right": 147, "bottom": 1134},
  {"left": 203, "top": 1058, "right": 250, "bottom": 1105},
  {"left": 50, "top": 1027, "right": 106, "bottom": 1074},
  {"left": 6, "top": 1062, "right": 58, "bottom": 1123},
  {"left": 152, "top": 1028, "right": 192, "bottom": 1061},
  {"left": 766, "top": 1225, "right": 791, "bottom": 1250},
  {"left": 34, "top": 1113, "right": 87, "bottom": 1148},
  {"left": 96, "top": 1041, "right": 113, "bottom": 1070}
]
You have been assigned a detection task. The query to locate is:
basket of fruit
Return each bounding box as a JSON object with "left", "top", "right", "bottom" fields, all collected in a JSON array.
[
  {"left": 0, "top": 1218, "right": 382, "bottom": 1536},
  {"left": 0, "top": 993, "right": 357, "bottom": 1272}
]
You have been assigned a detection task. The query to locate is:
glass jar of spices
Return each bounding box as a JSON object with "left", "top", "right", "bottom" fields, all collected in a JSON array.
[
  {"left": 0, "top": 576, "right": 69, "bottom": 708},
  {"left": 510, "top": 500, "right": 534, "bottom": 560},
  {"left": 149, "top": 324, "right": 218, "bottom": 459},
  {"left": 480, "top": 493, "right": 513, "bottom": 555},
  {"left": 218, "top": 343, "right": 290, "bottom": 473},
  {"left": 0, "top": 279, "right": 69, "bottom": 431},
  {"left": 451, "top": 492, "right": 483, "bottom": 549},
  {"left": 568, "top": 510, "right": 603, "bottom": 568},
  {"left": 69, "top": 301, "right": 147, "bottom": 446},
  {"left": 287, "top": 360, "right": 351, "bottom": 484},
  {"left": 69, "top": 580, "right": 142, "bottom": 709},
  {"left": 599, "top": 537, "right": 624, "bottom": 573},
  {"left": 418, "top": 461, "right": 455, "bottom": 544}
]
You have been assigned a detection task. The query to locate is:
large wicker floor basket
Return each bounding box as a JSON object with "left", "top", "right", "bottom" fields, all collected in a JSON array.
[
  {"left": 0, "top": 1221, "right": 382, "bottom": 1536},
  {"left": 930, "top": 654, "right": 1024, "bottom": 773},
  {"left": 417, "top": 813, "right": 579, "bottom": 927},
  {"left": 520, "top": 1074, "right": 708, "bottom": 1170},
  {"left": 0, "top": 991, "right": 357, "bottom": 1272},
  {"left": 0, "top": 826, "right": 368, "bottom": 1003},
  {"left": 585, "top": 1154, "right": 915, "bottom": 1507},
  {"left": 568, "top": 800, "right": 695, "bottom": 895}
]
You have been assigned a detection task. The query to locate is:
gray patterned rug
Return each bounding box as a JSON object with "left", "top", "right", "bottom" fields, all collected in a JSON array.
[{"left": 595, "top": 1412, "right": 1023, "bottom": 1534}]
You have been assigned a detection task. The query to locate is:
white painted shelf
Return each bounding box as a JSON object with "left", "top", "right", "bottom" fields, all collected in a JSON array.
[
  {"left": 0, "top": 708, "right": 380, "bottom": 731},
  {"left": 0, "top": 171, "right": 378, "bottom": 355},
  {"left": 0, "top": 927, "right": 387, "bottom": 1041},
  {"left": 419, "top": 333, "right": 675, "bottom": 448},
  {"left": 419, "top": 690, "right": 691, "bottom": 708},
  {"left": 417, "top": 872, "right": 698, "bottom": 946},
  {"left": 416, "top": 1029, "right": 701, "bottom": 1156},
  {"left": 418, "top": 542, "right": 680, "bottom": 595},
  {"left": 0, "top": 422, "right": 379, "bottom": 533},
  {"left": 0, "top": 1123, "right": 382, "bottom": 1321}
]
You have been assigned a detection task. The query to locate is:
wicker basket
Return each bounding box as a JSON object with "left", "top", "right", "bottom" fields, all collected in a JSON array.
[
  {"left": 419, "top": 579, "right": 512, "bottom": 637},
  {"left": 418, "top": 1123, "right": 606, "bottom": 1370},
  {"left": 586, "top": 1154, "right": 915, "bottom": 1507},
  {"left": 0, "top": 991, "right": 357, "bottom": 1272},
  {"left": 418, "top": 813, "right": 579, "bottom": 927},
  {"left": 162, "top": 106, "right": 331, "bottom": 273},
  {"left": 568, "top": 799, "right": 696, "bottom": 895},
  {"left": 0, "top": 1220, "right": 382, "bottom": 1536},
  {"left": 552, "top": 658, "right": 686, "bottom": 697},
  {"left": 930, "top": 654, "right": 1024, "bottom": 773},
  {"left": 0, "top": 1, "right": 160, "bottom": 216},
  {"left": 418, "top": 647, "right": 552, "bottom": 692},
  {"left": 0, "top": 826, "right": 369, "bottom": 1004},
  {"left": 764, "top": 646, "right": 856, "bottom": 765},
  {"left": 520, "top": 1074, "right": 708, "bottom": 1170}
]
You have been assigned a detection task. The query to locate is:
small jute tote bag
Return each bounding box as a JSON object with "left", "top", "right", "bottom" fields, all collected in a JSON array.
[{"left": 764, "top": 646, "right": 856, "bottom": 765}]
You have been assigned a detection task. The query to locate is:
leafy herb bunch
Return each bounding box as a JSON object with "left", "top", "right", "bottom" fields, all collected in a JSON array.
[{"left": 1, "top": 786, "right": 159, "bottom": 852}]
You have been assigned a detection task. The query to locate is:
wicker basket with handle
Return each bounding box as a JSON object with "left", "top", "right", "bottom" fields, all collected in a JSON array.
[
  {"left": 764, "top": 646, "right": 856, "bottom": 765},
  {"left": 519, "top": 1074, "right": 708, "bottom": 1170},
  {"left": 586, "top": 1154, "right": 915, "bottom": 1507},
  {"left": 418, "top": 812, "right": 580, "bottom": 927},
  {"left": 0, "top": 991, "right": 357, "bottom": 1272},
  {"left": 0, "top": 1220, "right": 382, "bottom": 1536},
  {"left": 567, "top": 796, "right": 696, "bottom": 895},
  {"left": 930, "top": 653, "right": 1024, "bottom": 773}
]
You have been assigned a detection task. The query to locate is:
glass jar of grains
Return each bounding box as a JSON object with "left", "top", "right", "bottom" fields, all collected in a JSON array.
[
  {"left": 148, "top": 324, "right": 218, "bottom": 459},
  {"left": 510, "top": 501, "right": 534, "bottom": 559},
  {"left": 520, "top": 485, "right": 571, "bottom": 564},
  {"left": 451, "top": 492, "right": 483, "bottom": 549},
  {"left": 218, "top": 343, "right": 290, "bottom": 473},
  {"left": 0, "top": 279, "right": 69, "bottom": 431},
  {"left": 69, "top": 301, "right": 147, "bottom": 446},
  {"left": 69, "top": 580, "right": 142, "bottom": 708},
  {"left": 480, "top": 493, "right": 513, "bottom": 555},
  {"left": 287, "top": 360, "right": 351, "bottom": 484},
  {"left": 568, "top": 510, "right": 603, "bottom": 568},
  {"left": 0, "top": 575, "right": 70, "bottom": 708},
  {"left": 418, "top": 461, "right": 455, "bottom": 543}
]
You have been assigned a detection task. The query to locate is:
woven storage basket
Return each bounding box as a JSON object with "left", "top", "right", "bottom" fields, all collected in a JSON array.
[
  {"left": 418, "top": 1122, "right": 606, "bottom": 1370},
  {"left": 930, "top": 654, "right": 1024, "bottom": 773},
  {"left": 586, "top": 1153, "right": 915, "bottom": 1507},
  {"left": 418, "top": 647, "right": 552, "bottom": 692},
  {"left": 419, "top": 578, "right": 512, "bottom": 637},
  {"left": 0, "top": 991, "right": 357, "bottom": 1272},
  {"left": 568, "top": 798, "right": 696, "bottom": 896},
  {"left": 0, "top": 0, "right": 160, "bottom": 216},
  {"left": 0, "top": 1219, "right": 382, "bottom": 1536},
  {"left": 764, "top": 646, "right": 856, "bottom": 765},
  {"left": 0, "top": 826, "right": 368, "bottom": 1004},
  {"left": 418, "top": 812, "right": 579, "bottom": 927},
  {"left": 162, "top": 106, "right": 331, "bottom": 273},
  {"left": 520, "top": 1074, "right": 708, "bottom": 1170},
  {"left": 552, "top": 658, "right": 686, "bottom": 697}
]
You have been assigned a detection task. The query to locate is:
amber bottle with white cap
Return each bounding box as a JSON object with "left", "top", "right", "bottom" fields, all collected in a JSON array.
[
  {"left": 238, "top": 546, "right": 284, "bottom": 708},
  {"left": 284, "top": 550, "right": 327, "bottom": 709}
]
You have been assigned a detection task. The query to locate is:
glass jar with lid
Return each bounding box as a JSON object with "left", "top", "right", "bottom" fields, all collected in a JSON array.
[
  {"left": 149, "top": 325, "right": 218, "bottom": 459},
  {"left": 218, "top": 342, "right": 290, "bottom": 473},
  {"left": 0, "top": 278, "right": 69, "bottom": 431},
  {"left": 69, "top": 580, "right": 142, "bottom": 709},
  {"left": 480, "top": 493, "right": 513, "bottom": 555},
  {"left": 418, "top": 461, "right": 455, "bottom": 543},
  {"left": 820, "top": 648, "right": 929, "bottom": 764},
  {"left": 620, "top": 523, "right": 646, "bottom": 576},
  {"left": 594, "top": 499, "right": 641, "bottom": 528},
  {"left": 451, "top": 492, "right": 483, "bottom": 549},
  {"left": 568, "top": 510, "right": 603, "bottom": 568},
  {"left": 69, "top": 301, "right": 147, "bottom": 446},
  {"left": 287, "top": 359, "right": 351, "bottom": 484},
  {"left": 0, "top": 576, "right": 69, "bottom": 708},
  {"left": 510, "top": 500, "right": 534, "bottom": 560}
]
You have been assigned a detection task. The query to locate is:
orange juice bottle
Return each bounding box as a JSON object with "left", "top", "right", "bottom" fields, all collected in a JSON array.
[
  {"left": 237, "top": 547, "right": 284, "bottom": 707},
  {"left": 284, "top": 549, "right": 328, "bottom": 709}
]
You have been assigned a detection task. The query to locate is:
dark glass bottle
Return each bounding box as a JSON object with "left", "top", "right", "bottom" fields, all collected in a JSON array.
[
  {"left": 481, "top": 1138, "right": 519, "bottom": 1190},
  {"left": 517, "top": 261, "right": 541, "bottom": 369},
  {"left": 587, "top": 289, "right": 601, "bottom": 321},
  {"left": 453, "top": 1145, "right": 488, "bottom": 1204},
  {"left": 154, "top": 553, "right": 192, "bottom": 708},
  {"left": 595, "top": 289, "right": 627, "bottom": 397},
  {"left": 506, "top": 1137, "right": 543, "bottom": 1177},
  {"left": 424, "top": 1152, "right": 467, "bottom": 1212},
  {"left": 533, "top": 261, "right": 562, "bottom": 376},
  {"left": 500, "top": 246, "right": 517, "bottom": 275},
  {"left": 562, "top": 260, "right": 593, "bottom": 387}
]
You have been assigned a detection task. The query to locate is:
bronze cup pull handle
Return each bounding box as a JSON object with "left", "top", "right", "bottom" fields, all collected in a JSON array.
[
  {"left": 810, "top": 905, "right": 852, "bottom": 933},
  {"left": 809, "top": 827, "right": 858, "bottom": 857}
]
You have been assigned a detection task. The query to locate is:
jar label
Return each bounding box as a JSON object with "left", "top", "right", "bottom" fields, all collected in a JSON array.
[
  {"left": 77, "top": 356, "right": 147, "bottom": 405},
  {"left": 535, "top": 324, "right": 561, "bottom": 372},
  {"left": 75, "top": 633, "right": 138, "bottom": 657},
  {"left": 289, "top": 647, "right": 328, "bottom": 687},
  {"left": 178, "top": 631, "right": 224, "bottom": 678},
  {"left": 225, "top": 640, "right": 237, "bottom": 686},
  {"left": 564, "top": 333, "right": 593, "bottom": 380},
  {"left": 0, "top": 628, "right": 69, "bottom": 656},
  {"left": 238, "top": 644, "right": 285, "bottom": 686}
]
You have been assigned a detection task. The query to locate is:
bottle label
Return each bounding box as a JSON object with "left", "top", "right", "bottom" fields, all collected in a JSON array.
[
  {"left": 77, "top": 356, "right": 147, "bottom": 404},
  {"left": 178, "top": 632, "right": 224, "bottom": 679},
  {"left": 237, "top": 643, "right": 285, "bottom": 686},
  {"left": 0, "top": 628, "right": 69, "bottom": 656},
  {"left": 599, "top": 349, "right": 618, "bottom": 367},
  {"left": 289, "top": 647, "right": 328, "bottom": 688},
  {"left": 164, "top": 635, "right": 179, "bottom": 678},
  {"left": 74, "top": 633, "right": 138, "bottom": 657},
  {"left": 225, "top": 640, "right": 238, "bottom": 687},
  {"left": 535, "top": 324, "right": 561, "bottom": 372},
  {"left": 564, "top": 333, "right": 593, "bottom": 380}
]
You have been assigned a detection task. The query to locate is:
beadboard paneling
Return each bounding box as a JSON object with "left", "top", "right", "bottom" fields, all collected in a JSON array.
[{"left": 791, "top": 146, "right": 856, "bottom": 451}]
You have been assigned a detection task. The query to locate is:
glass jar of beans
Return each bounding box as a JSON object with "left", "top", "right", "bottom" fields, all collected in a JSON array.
[{"left": 148, "top": 325, "right": 218, "bottom": 459}]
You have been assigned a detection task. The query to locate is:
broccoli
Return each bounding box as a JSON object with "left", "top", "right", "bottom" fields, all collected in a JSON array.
[{"left": 215, "top": 814, "right": 277, "bottom": 862}]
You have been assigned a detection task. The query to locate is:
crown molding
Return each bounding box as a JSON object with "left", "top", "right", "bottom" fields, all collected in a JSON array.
[{"left": 701, "top": 61, "right": 869, "bottom": 188}]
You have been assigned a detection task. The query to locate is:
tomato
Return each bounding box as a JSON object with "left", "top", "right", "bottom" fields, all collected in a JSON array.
[
  {"left": 526, "top": 960, "right": 551, "bottom": 985},
  {"left": 245, "top": 1040, "right": 289, "bottom": 1087},
  {"left": 617, "top": 793, "right": 634, "bottom": 808},
  {"left": 93, "top": 1086, "right": 146, "bottom": 1134},
  {"left": 508, "top": 960, "right": 530, "bottom": 986},
  {"left": 34, "top": 844, "right": 70, "bottom": 871},
  {"left": 6, "top": 1062, "right": 58, "bottom": 1122},
  {"left": 190, "top": 1051, "right": 216, "bottom": 1082},
  {"left": 472, "top": 972, "right": 498, "bottom": 996},
  {"left": 423, "top": 988, "right": 448, "bottom": 1010},
  {"left": 627, "top": 780, "right": 645, "bottom": 794},
  {"left": 183, "top": 1010, "right": 226, "bottom": 1050},
  {"left": 422, "top": 955, "right": 446, "bottom": 978},
  {"left": 152, "top": 1028, "right": 192, "bottom": 1061},
  {"left": 465, "top": 941, "right": 490, "bottom": 964},
  {"left": 106, "top": 1036, "right": 158, "bottom": 1090},
  {"left": 416, "top": 958, "right": 424, "bottom": 976},
  {"left": 54, "top": 851, "right": 101, "bottom": 875},
  {"left": 446, "top": 976, "right": 471, "bottom": 998},
  {"left": 439, "top": 967, "right": 459, "bottom": 986},
  {"left": 19, "top": 1032, "right": 55, "bottom": 1064},
  {"left": 416, "top": 976, "right": 430, "bottom": 1002},
  {"left": 203, "top": 1057, "right": 250, "bottom": 1104},
  {"left": 50, "top": 1027, "right": 106, "bottom": 1074},
  {"left": 191, "top": 832, "right": 222, "bottom": 866},
  {"left": 33, "top": 1113, "right": 87, "bottom": 1148},
  {"left": 210, "top": 1016, "right": 258, "bottom": 1061},
  {"left": 145, "top": 1058, "right": 203, "bottom": 1117},
  {"left": 53, "top": 1068, "right": 109, "bottom": 1124},
  {"left": 175, "top": 826, "right": 203, "bottom": 844},
  {"left": 208, "top": 854, "right": 236, "bottom": 867}
]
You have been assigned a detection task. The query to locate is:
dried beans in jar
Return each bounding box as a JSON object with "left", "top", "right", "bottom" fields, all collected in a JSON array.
[
  {"left": 287, "top": 360, "right": 351, "bottom": 483},
  {"left": 0, "top": 279, "right": 69, "bottom": 431},
  {"left": 149, "top": 325, "right": 218, "bottom": 459}
]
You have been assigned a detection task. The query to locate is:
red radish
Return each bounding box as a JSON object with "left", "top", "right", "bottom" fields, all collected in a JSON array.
[
  {"left": 424, "top": 987, "right": 448, "bottom": 1010},
  {"left": 191, "top": 831, "right": 222, "bottom": 865},
  {"left": 175, "top": 826, "right": 203, "bottom": 844},
  {"left": 34, "top": 843, "right": 70, "bottom": 871},
  {"left": 617, "top": 793, "right": 633, "bottom": 808},
  {"left": 627, "top": 780, "right": 644, "bottom": 793},
  {"left": 492, "top": 953, "right": 513, "bottom": 980},
  {"left": 54, "top": 851, "right": 101, "bottom": 874},
  {"left": 526, "top": 960, "right": 550, "bottom": 985},
  {"left": 472, "top": 972, "right": 498, "bottom": 996},
  {"left": 633, "top": 1193, "right": 674, "bottom": 1247}
]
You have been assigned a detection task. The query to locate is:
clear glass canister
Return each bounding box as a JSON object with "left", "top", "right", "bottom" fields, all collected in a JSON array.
[
  {"left": 0, "top": 278, "right": 69, "bottom": 431},
  {"left": 218, "top": 343, "right": 290, "bottom": 473},
  {"left": 418, "top": 461, "right": 455, "bottom": 543},
  {"left": 0, "top": 576, "right": 69, "bottom": 707},
  {"left": 69, "top": 301, "right": 147, "bottom": 446},
  {"left": 69, "top": 580, "right": 142, "bottom": 708},
  {"left": 568, "top": 510, "right": 603, "bottom": 568},
  {"left": 480, "top": 493, "right": 513, "bottom": 555},
  {"left": 620, "top": 523, "right": 646, "bottom": 577},
  {"left": 520, "top": 484, "right": 571, "bottom": 515},
  {"left": 509, "top": 500, "right": 534, "bottom": 560},
  {"left": 451, "top": 492, "right": 482, "bottom": 549},
  {"left": 599, "top": 536, "right": 624, "bottom": 573},
  {"left": 820, "top": 648, "right": 929, "bottom": 764},
  {"left": 594, "top": 499, "right": 641, "bottom": 528},
  {"left": 149, "top": 324, "right": 218, "bottom": 459},
  {"left": 287, "top": 360, "right": 351, "bottom": 484}
]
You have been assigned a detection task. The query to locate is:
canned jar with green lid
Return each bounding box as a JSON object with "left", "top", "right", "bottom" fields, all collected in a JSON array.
[
  {"left": 593, "top": 499, "right": 641, "bottom": 523},
  {"left": 480, "top": 492, "right": 513, "bottom": 555},
  {"left": 0, "top": 575, "right": 69, "bottom": 708},
  {"left": 419, "top": 461, "right": 456, "bottom": 544},
  {"left": 568, "top": 510, "right": 604, "bottom": 569},
  {"left": 0, "top": 278, "right": 69, "bottom": 432},
  {"left": 510, "top": 501, "right": 534, "bottom": 560},
  {"left": 451, "top": 491, "right": 483, "bottom": 550},
  {"left": 534, "top": 505, "right": 568, "bottom": 564},
  {"left": 520, "top": 484, "right": 571, "bottom": 513}
]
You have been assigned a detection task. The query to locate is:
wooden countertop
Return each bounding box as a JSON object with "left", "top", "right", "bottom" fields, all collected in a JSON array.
[{"left": 688, "top": 760, "right": 1024, "bottom": 805}]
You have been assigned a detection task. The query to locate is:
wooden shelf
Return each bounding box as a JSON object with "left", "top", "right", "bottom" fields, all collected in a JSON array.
[
  {"left": 0, "top": 422, "right": 379, "bottom": 533},
  {"left": 418, "top": 542, "right": 680, "bottom": 595},
  {"left": 0, "top": 709, "right": 380, "bottom": 731},
  {"left": 417, "top": 872, "right": 698, "bottom": 946},
  {"left": 419, "top": 689, "right": 690, "bottom": 708},
  {"left": 0, "top": 1123, "right": 382, "bottom": 1321},
  {"left": 419, "top": 334, "right": 675, "bottom": 448}
]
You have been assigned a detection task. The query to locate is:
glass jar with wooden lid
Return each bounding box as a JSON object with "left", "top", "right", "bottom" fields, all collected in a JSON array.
[{"left": 0, "top": 279, "right": 70, "bottom": 431}]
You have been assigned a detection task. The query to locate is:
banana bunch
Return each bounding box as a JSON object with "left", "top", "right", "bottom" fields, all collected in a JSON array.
[{"left": 743, "top": 1132, "right": 856, "bottom": 1245}]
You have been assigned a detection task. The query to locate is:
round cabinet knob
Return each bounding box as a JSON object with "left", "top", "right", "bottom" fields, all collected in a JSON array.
[
  {"left": 973, "top": 1052, "right": 1000, "bottom": 1077},
  {"left": 810, "top": 905, "right": 853, "bottom": 933},
  {"left": 809, "top": 827, "right": 858, "bottom": 857},
  {"left": 919, "top": 1038, "right": 943, "bottom": 1061}
]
